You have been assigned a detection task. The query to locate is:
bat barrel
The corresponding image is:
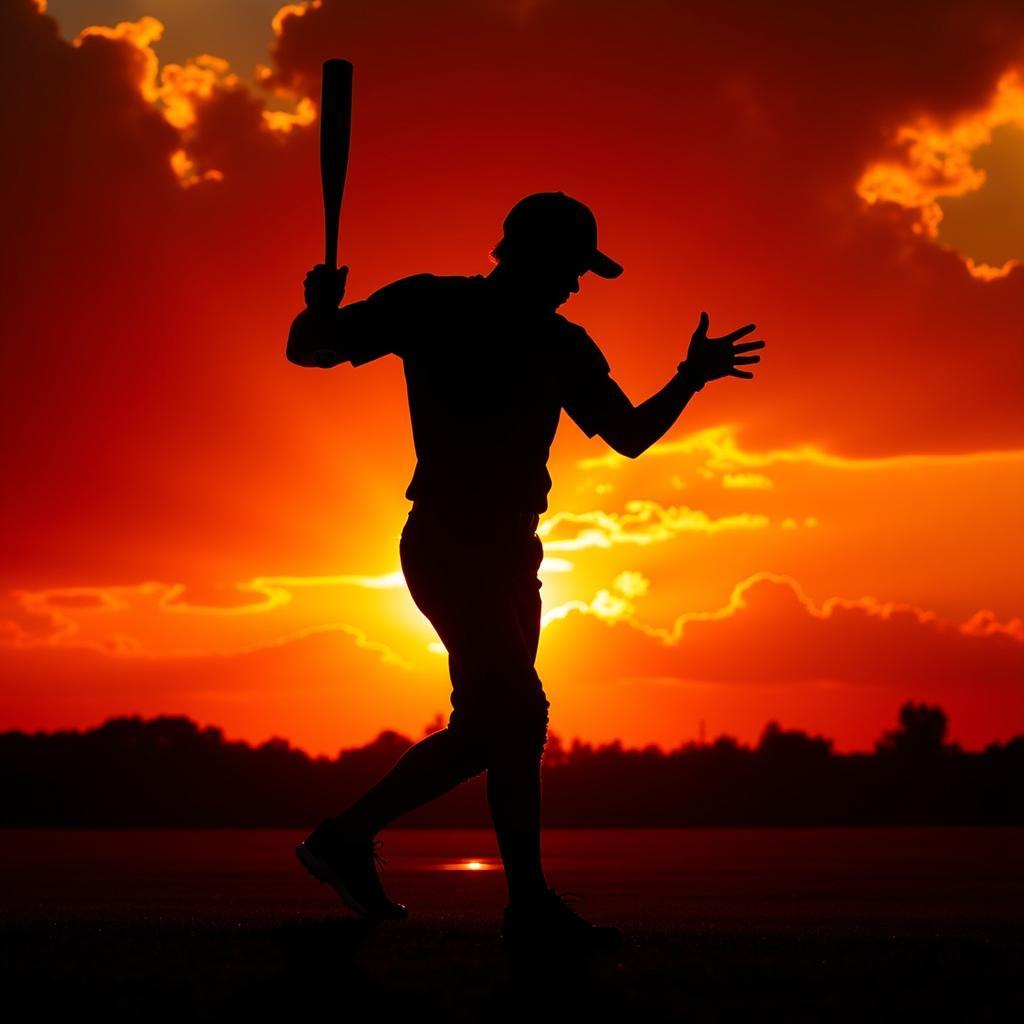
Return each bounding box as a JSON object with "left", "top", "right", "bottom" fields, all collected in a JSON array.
[{"left": 320, "top": 59, "right": 353, "bottom": 270}]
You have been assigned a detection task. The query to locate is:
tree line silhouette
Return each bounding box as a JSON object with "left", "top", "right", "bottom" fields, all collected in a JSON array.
[{"left": 2, "top": 702, "right": 1020, "bottom": 827}]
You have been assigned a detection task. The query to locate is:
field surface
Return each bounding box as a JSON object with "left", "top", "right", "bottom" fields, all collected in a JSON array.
[{"left": 2, "top": 828, "right": 1021, "bottom": 1021}]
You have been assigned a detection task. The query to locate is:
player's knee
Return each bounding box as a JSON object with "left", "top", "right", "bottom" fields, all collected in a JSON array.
[
  {"left": 448, "top": 686, "right": 550, "bottom": 761},
  {"left": 456, "top": 750, "right": 488, "bottom": 782},
  {"left": 518, "top": 710, "right": 550, "bottom": 757},
  {"left": 493, "top": 700, "right": 550, "bottom": 760},
  {"left": 444, "top": 728, "right": 489, "bottom": 781}
]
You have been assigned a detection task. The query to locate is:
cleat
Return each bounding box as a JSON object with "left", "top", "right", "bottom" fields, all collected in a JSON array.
[
  {"left": 295, "top": 819, "right": 407, "bottom": 920},
  {"left": 501, "top": 889, "right": 622, "bottom": 955}
]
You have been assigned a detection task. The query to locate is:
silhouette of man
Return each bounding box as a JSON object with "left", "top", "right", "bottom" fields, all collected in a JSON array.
[{"left": 287, "top": 192, "right": 763, "bottom": 951}]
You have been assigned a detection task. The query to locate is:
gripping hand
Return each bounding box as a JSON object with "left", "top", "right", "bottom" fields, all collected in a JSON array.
[{"left": 303, "top": 264, "right": 349, "bottom": 310}]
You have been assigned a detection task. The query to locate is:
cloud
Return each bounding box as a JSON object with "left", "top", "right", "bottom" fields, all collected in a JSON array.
[
  {"left": 0, "top": 572, "right": 415, "bottom": 664},
  {"left": 559, "top": 423, "right": 1024, "bottom": 639},
  {"left": 538, "top": 499, "right": 771, "bottom": 551},
  {"left": 3, "top": 566, "right": 1020, "bottom": 753},
  {"left": 157, "top": 572, "right": 407, "bottom": 614},
  {"left": 722, "top": 472, "right": 774, "bottom": 490},
  {"left": 71, "top": 12, "right": 316, "bottom": 186},
  {"left": 542, "top": 571, "right": 1024, "bottom": 691},
  {"left": 578, "top": 424, "right": 1024, "bottom": 474},
  {"left": 856, "top": 68, "right": 1024, "bottom": 279}
]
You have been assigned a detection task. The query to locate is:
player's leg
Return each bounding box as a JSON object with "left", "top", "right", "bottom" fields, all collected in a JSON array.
[
  {"left": 327, "top": 724, "right": 486, "bottom": 842},
  {"left": 486, "top": 734, "right": 548, "bottom": 903},
  {"left": 295, "top": 519, "right": 490, "bottom": 917},
  {"left": 324, "top": 517, "right": 490, "bottom": 840},
  {"left": 486, "top": 532, "right": 549, "bottom": 902},
  {"left": 440, "top": 530, "right": 551, "bottom": 905},
  {"left": 331, "top": 511, "right": 549, "bottom": 904},
  {"left": 432, "top": 528, "right": 620, "bottom": 948}
]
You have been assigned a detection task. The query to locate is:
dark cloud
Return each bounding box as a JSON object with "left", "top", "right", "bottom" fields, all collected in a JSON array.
[{"left": 541, "top": 573, "right": 1024, "bottom": 690}]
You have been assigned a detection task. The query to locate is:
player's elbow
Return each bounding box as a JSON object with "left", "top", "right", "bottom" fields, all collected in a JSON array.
[
  {"left": 285, "top": 341, "right": 321, "bottom": 367},
  {"left": 286, "top": 314, "right": 311, "bottom": 365},
  {"left": 599, "top": 423, "right": 645, "bottom": 460},
  {"left": 286, "top": 347, "right": 314, "bottom": 367},
  {"left": 286, "top": 310, "right": 332, "bottom": 367},
  {"left": 287, "top": 347, "right": 342, "bottom": 368}
]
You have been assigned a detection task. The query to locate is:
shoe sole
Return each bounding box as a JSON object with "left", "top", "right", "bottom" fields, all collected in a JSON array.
[{"left": 294, "top": 841, "right": 407, "bottom": 920}]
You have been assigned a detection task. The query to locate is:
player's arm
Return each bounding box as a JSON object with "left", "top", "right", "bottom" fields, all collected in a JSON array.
[
  {"left": 601, "top": 313, "right": 764, "bottom": 458},
  {"left": 567, "top": 313, "right": 764, "bottom": 458},
  {"left": 287, "top": 264, "right": 351, "bottom": 367},
  {"left": 596, "top": 365, "right": 706, "bottom": 459},
  {"left": 286, "top": 264, "right": 405, "bottom": 368}
]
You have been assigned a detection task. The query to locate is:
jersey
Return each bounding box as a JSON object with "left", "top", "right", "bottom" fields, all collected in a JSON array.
[{"left": 339, "top": 273, "right": 625, "bottom": 514}]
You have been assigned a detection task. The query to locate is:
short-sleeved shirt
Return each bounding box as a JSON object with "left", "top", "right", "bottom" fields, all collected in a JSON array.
[{"left": 338, "top": 273, "right": 624, "bottom": 514}]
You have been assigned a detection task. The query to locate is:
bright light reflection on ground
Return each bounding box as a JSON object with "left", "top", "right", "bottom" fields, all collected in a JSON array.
[{"left": 436, "top": 859, "right": 499, "bottom": 872}]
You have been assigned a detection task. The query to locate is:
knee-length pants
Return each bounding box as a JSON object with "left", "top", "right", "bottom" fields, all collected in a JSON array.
[{"left": 399, "top": 503, "right": 551, "bottom": 761}]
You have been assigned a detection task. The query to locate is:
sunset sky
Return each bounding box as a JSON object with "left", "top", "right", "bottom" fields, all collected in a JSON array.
[{"left": 2, "top": 0, "right": 1022, "bottom": 755}]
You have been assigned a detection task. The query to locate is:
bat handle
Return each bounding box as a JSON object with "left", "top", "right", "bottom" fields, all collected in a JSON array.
[{"left": 325, "top": 221, "right": 339, "bottom": 271}]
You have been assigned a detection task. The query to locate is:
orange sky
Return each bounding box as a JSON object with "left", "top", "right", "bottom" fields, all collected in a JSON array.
[{"left": 2, "top": 0, "right": 1023, "bottom": 754}]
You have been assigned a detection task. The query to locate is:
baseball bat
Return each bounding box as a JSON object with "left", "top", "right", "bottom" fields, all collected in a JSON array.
[{"left": 320, "top": 58, "right": 353, "bottom": 271}]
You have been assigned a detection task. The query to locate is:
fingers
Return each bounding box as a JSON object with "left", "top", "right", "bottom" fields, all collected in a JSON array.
[
  {"left": 714, "top": 323, "right": 756, "bottom": 343},
  {"left": 303, "top": 264, "right": 348, "bottom": 307},
  {"left": 304, "top": 264, "right": 349, "bottom": 279},
  {"left": 695, "top": 310, "right": 709, "bottom": 337},
  {"left": 731, "top": 335, "right": 764, "bottom": 373}
]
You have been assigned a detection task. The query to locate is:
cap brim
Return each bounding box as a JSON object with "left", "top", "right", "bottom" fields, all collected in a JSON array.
[{"left": 588, "top": 249, "right": 624, "bottom": 279}]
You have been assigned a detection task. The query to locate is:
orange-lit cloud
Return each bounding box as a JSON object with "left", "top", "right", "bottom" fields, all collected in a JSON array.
[
  {"left": 73, "top": 16, "right": 165, "bottom": 102},
  {"left": 578, "top": 424, "right": 1023, "bottom": 474},
  {"left": 271, "top": 1, "right": 322, "bottom": 40},
  {"left": 545, "top": 571, "right": 1024, "bottom": 684},
  {"left": 538, "top": 572, "right": 1024, "bottom": 752},
  {"left": 0, "top": 572, "right": 413, "bottom": 664},
  {"left": 3, "top": 566, "right": 1020, "bottom": 755},
  {"left": 4, "top": 407, "right": 1023, "bottom": 749},
  {"left": 857, "top": 67, "right": 1024, "bottom": 280},
  {"left": 538, "top": 501, "right": 772, "bottom": 551},
  {"left": 722, "top": 472, "right": 774, "bottom": 490},
  {"left": 71, "top": 11, "right": 318, "bottom": 185}
]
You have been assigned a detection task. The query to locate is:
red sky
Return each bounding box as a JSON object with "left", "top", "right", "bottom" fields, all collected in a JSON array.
[{"left": 2, "top": 0, "right": 1023, "bottom": 754}]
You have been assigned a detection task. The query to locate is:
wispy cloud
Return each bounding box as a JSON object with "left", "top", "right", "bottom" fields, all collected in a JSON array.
[
  {"left": 538, "top": 499, "right": 770, "bottom": 551},
  {"left": 0, "top": 570, "right": 412, "bottom": 665},
  {"left": 578, "top": 424, "right": 1024, "bottom": 473}
]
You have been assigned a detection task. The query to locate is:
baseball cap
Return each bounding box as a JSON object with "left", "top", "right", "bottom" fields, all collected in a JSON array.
[{"left": 499, "top": 192, "right": 623, "bottom": 278}]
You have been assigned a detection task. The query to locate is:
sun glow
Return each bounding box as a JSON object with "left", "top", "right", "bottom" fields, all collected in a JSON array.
[{"left": 439, "top": 859, "right": 498, "bottom": 872}]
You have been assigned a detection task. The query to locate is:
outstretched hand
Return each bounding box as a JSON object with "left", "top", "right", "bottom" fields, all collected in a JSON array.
[
  {"left": 304, "top": 263, "right": 349, "bottom": 310},
  {"left": 682, "top": 312, "right": 764, "bottom": 386}
]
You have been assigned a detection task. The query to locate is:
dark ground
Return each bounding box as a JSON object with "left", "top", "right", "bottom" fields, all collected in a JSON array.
[{"left": 2, "top": 828, "right": 1021, "bottom": 1022}]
